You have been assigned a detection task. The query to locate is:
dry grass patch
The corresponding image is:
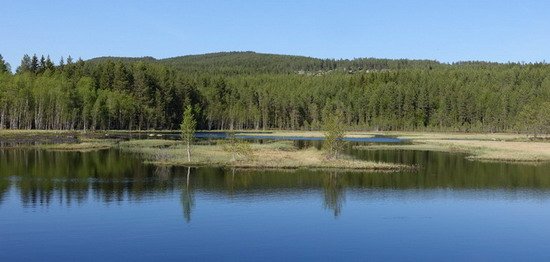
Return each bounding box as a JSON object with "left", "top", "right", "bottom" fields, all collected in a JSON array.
[
  {"left": 120, "top": 139, "right": 408, "bottom": 171},
  {"left": 434, "top": 140, "right": 550, "bottom": 162},
  {"left": 119, "top": 139, "right": 180, "bottom": 148},
  {"left": 371, "top": 131, "right": 549, "bottom": 142},
  {"left": 0, "top": 130, "right": 79, "bottom": 136},
  {"left": 356, "top": 138, "right": 550, "bottom": 162},
  {"left": 236, "top": 130, "right": 374, "bottom": 139},
  {"left": 38, "top": 140, "right": 116, "bottom": 151}
]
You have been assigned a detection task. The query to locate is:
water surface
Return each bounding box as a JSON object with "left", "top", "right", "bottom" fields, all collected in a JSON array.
[{"left": 1, "top": 146, "right": 550, "bottom": 261}]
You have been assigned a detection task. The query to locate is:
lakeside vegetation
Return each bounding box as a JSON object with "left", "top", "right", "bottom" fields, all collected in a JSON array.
[
  {"left": 1, "top": 129, "right": 550, "bottom": 164},
  {"left": 0, "top": 130, "right": 406, "bottom": 170},
  {"left": 37, "top": 139, "right": 116, "bottom": 151},
  {"left": 0, "top": 52, "right": 549, "bottom": 134},
  {"left": 355, "top": 132, "right": 550, "bottom": 162},
  {"left": 356, "top": 140, "right": 550, "bottom": 163},
  {"left": 119, "top": 139, "right": 409, "bottom": 171}
]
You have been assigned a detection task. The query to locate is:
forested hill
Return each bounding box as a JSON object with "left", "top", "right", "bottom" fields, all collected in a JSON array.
[
  {"left": 0, "top": 52, "right": 549, "bottom": 133},
  {"left": 90, "top": 51, "right": 442, "bottom": 74},
  {"left": 88, "top": 56, "right": 157, "bottom": 63}
]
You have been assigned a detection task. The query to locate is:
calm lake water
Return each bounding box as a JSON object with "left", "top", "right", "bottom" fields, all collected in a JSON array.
[{"left": 1, "top": 143, "right": 550, "bottom": 261}]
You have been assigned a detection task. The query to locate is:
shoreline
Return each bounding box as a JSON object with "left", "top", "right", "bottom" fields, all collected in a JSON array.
[
  {"left": 22, "top": 138, "right": 410, "bottom": 171},
  {"left": 354, "top": 139, "right": 550, "bottom": 163},
  {"left": 2, "top": 129, "right": 549, "bottom": 163}
]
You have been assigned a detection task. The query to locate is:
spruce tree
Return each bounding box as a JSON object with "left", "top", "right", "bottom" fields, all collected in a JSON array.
[
  {"left": 59, "top": 57, "right": 65, "bottom": 70},
  {"left": 38, "top": 55, "right": 46, "bottom": 73},
  {"left": 16, "top": 54, "right": 32, "bottom": 73},
  {"left": 0, "top": 54, "right": 10, "bottom": 73},
  {"left": 45, "top": 56, "right": 55, "bottom": 71},
  {"left": 30, "top": 54, "right": 39, "bottom": 73}
]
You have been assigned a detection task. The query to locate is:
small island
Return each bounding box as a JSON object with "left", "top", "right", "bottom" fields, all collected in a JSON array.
[{"left": 118, "top": 139, "right": 409, "bottom": 171}]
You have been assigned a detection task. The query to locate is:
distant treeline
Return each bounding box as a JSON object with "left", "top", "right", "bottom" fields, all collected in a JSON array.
[
  {"left": 0, "top": 52, "right": 549, "bottom": 133},
  {"left": 90, "top": 51, "right": 442, "bottom": 74}
]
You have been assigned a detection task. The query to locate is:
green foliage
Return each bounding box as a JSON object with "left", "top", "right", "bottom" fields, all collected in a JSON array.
[
  {"left": 92, "top": 51, "right": 440, "bottom": 75},
  {"left": 181, "top": 105, "right": 196, "bottom": 161},
  {"left": 0, "top": 55, "right": 10, "bottom": 74},
  {"left": 181, "top": 106, "right": 196, "bottom": 142},
  {"left": 322, "top": 110, "right": 345, "bottom": 159},
  {"left": 221, "top": 132, "right": 253, "bottom": 161},
  {"left": 1, "top": 52, "right": 550, "bottom": 133},
  {"left": 16, "top": 55, "right": 32, "bottom": 74},
  {"left": 516, "top": 102, "right": 550, "bottom": 136}
]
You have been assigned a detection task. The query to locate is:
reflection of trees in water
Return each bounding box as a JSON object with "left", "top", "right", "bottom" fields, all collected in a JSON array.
[
  {"left": 322, "top": 172, "right": 346, "bottom": 217},
  {"left": 0, "top": 177, "right": 9, "bottom": 205},
  {"left": 225, "top": 168, "right": 239, "bottom": 197},
  {"left": 181, "top": 167, "right": 195, "bottom": 223},
  {"left": 3, "top": 148, "right": 550, "bottom": 217},
  {"left": 0, "top": 148, "right": 162, "bottom": 207},
  {"left": 155, "top": 165, "right": 172, "bottom": 180}
]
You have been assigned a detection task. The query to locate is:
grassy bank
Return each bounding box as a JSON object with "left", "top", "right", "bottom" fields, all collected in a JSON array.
[
  {"left": 118, "top": 139, "right": 409, "bottom": 171},
  {"left": 37, "top": 139, "right": 117, "bottom": 151},
  {"left": 234, "top": 130, "right": 375, "bottom": 138},
  {"left": 356, "top": 137, "right": 550, "bottom": 162},
  {"left": 0, "top": 130, "right": 82, "bottom": 144},
  {"left": 240, "top": 130, "right": 550, "bottom": 163},
  {"left": 3, "top": 129, "right": 549, "bottom": 163},
  {"left": 370, "top": 131, "right": 550, "bottom": 142}
]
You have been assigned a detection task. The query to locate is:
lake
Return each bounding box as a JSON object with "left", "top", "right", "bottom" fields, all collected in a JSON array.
[{"left": 1, "top": 143, "right": 550, "bottom": 261}]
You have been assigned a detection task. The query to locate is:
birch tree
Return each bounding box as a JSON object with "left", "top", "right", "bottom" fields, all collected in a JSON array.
[{"left": 181, "top": 105, "right": 196, "bottom": 162}]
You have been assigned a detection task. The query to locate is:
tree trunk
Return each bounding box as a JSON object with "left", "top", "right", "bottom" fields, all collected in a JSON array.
[{"left": 187, "top": 140, "right": 191, "bottom": 162}]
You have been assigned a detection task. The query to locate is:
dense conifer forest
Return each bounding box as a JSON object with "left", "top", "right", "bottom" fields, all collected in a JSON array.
[{"left": 0, "top": 51, "right": 549, "bottom": 133}]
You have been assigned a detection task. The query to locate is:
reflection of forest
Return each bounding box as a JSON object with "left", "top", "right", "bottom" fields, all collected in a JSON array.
[{"left": 1, "top": 148, "right": 550, "bottom": 219}]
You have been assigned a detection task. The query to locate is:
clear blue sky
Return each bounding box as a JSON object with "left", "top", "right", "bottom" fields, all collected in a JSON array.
[{"left": 2, "top": 0, "right": 549, "bottom": 68}]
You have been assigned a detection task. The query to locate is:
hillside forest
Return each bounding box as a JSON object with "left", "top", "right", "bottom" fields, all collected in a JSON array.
[{"left": 0, "top": 52, "right": 549, "bottom": 134}]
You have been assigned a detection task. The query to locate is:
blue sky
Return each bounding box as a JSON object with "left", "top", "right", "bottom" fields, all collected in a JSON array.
[{"left": 2, "top": 0, "right": 549, "bottom": 68}]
